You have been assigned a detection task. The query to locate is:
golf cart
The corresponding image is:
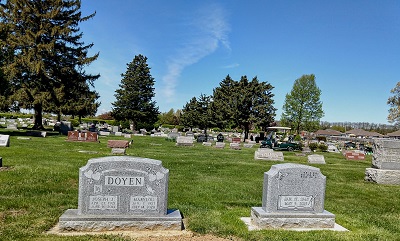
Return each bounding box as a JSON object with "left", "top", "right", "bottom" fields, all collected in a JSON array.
[{"left": 260, "top": 127, "right": 302, "bottom": 151}]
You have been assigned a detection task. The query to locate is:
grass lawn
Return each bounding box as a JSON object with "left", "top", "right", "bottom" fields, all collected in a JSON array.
[{"left": 0, "top": 131, "right": 399, "bottom": 240}]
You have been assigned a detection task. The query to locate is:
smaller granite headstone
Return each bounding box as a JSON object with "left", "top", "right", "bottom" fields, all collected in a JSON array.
[
  {"left": 308, "top": 154, "right": 326, "bottom": 164},
  {"left": 202, "top": 142, "right": 212, "bottom": 147},
  {"left": 254, "top": 149, "right": 284, "bottom": 161},
  {"left": 111, "top": 148, "right": 126, "bottom": 155},
  {"left": 215, "top": 142, "right": 225, "bottom": 149},
  {"left": 250, "top": 163, "right": 335, "bottom": 229},
  {"left": 124, "top": 134, "right": 132, "bottom": 138},
  {"left": 99, "top": 131, "right": 110, "bottom": 136},
  {"left": 176, "top": 136, "right": 193, "bottom": 146},
  {"left": 0, "top": 135, "right": 10, "bottom": 147},
  {"left": 230, "top": 142, "right": 241, "bottom": 150},
  {"left": 115, "top": 131, "right": 122, "bottom": 136}
]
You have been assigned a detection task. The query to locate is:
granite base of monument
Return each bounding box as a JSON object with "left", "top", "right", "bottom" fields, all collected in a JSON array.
[
  {"left": 365, "top": 168, "right": 400, "bottom": 185},
  {"left": 59, "top": 209, "right": 182, "bottom": 231},
  {"left": 250, "top": 207, "right": 335, "bottom": 229}
]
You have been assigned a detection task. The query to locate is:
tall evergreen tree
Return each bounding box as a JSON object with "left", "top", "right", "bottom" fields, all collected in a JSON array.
[
  {"left": 281, "top": 74, "right": 324, "bottom": 133},
  {"left": 180, "top": 97, "right": 198, "bottom": 130},
  {"left": 234, "top": 76, "right": 276, "bottom": 140},
  {"left": 112, "top": 54, "right": 159, "bottom": 131},
  {"left": 213, "top": 75, "right": 276, "bottom": 139},
  {"left": 212, "top": 75, "right": 236, "bottom": 129},
  {"left": 0, "top": 0, "right": 99, "bottom": 129}
]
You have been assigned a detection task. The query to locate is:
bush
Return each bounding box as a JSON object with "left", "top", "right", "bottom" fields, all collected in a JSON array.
[
  {"left": 318, "top": 143, "right": 328, "bottom": 152},
  {"left": 308, "top": 142, "right": 318, "bottom": 151},
  {"left": 69, "top": 119, "right": 79, "bottom": 127}
]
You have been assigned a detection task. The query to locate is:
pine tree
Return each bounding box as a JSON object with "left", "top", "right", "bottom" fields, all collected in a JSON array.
[
  {"left": 0, "top": 0, "right": 99, "bottom": 129},
  {"left": 112, "top": 54, "right": 159, "bottom": 131}
]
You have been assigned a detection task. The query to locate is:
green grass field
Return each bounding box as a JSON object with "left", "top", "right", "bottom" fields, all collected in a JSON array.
[{"left": 0, "top": 131, "right": 399, "bottom": 240}]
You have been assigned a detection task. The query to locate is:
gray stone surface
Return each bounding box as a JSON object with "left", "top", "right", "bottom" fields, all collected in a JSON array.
[
  {"left": 59, "top": 156, "right": 182, "bottom": 231},
  {"left": 230, "top": 143, "right": 241, "bottom": 150},
  {"left": 365, "top": 168, "right": 400, "bottom": 185},
  {"left": 365, "top": 138, "right": 400, "bottom": 185},
  {"left": 202, "top": 142, "right": 212, "bottom": 146},
  {"left": 308, "top": 154, "right": 326, "bottom": 164},
  {"left": 176, "top": 136, "right": 193, "bottom": 146},
  {"left": 371, "top": 138, "right": 400, "bottom": 170},
  {"left": 254, "top": 149, "right": 284, "bottom": 161},
  {"left": 0, "top": 135, "right": 10, "bottom": 147},
  {"left": 215, "top": 142, "right": 225, "bottom": 149},
  {"left": 250, "top": 163, "right": 335, "bottom": 229},
  {"left": 111, "top": 148, "right": 126, "bottom": 155}
]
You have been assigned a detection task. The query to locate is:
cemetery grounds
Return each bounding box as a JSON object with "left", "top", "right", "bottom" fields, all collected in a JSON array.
[{"left": 0, "top": 131, "right": 399, "bottom": 240}]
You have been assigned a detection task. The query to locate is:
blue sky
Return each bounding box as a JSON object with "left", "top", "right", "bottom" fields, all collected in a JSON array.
[{"left": 79, "top": 0, "right": 400, "bottom": 124}]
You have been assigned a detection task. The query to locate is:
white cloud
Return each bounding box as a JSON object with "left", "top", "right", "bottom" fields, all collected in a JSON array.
[{"left": 160, "top": 3, "right": 230, "bottom": 102}]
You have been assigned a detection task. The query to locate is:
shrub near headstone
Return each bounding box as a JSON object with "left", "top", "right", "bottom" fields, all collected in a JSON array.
[
  {"left": 59, "top": 156, "right": 182, "bottom": 231},
  {"left": 250, "top": 163, "right": 336, "bottom": 229}
]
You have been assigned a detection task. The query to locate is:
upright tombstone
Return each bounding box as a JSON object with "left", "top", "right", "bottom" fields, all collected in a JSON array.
[
  {"left": 0, "top": 135, "right": 10, "bottom": 147},
  {"left": 254, "top": 148, "right": 284, "bottom": 161},
  {"left": 308, "top": 154, "right": 326, "bottom": 164},
  {"left": 59, "top": 156, "right": 182, "bottom": 231},
  {"left": 365, "top": 138, "right": 400, "bottom": 185},
  {"left": 176, "top": 136, "right": 193, "bottom": 146},
  {"left": 250, "top": 163, "right": 335, "bottom": 229},
  {"left": 216, "top": 133, "right": 224, "bottom": 142}
]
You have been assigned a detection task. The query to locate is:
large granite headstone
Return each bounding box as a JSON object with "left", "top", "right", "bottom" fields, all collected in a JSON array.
[
  {"left": 254, "top": 148, "right": 284, "bottom": 161},
  {"left": 0, "top": 135, "right": 10, "bottom": 147},
  {"left": 365, "top": 138, "right": 400, "bottom": 185},
  {"left": 59, "top": 156, "right": 182, "bottom": 231},
  {"left": 250, "top": 163, "right": 335, "bottom": 229}
]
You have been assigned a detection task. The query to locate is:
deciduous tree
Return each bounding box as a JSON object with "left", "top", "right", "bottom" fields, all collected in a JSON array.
[
  {"left": 281, "top": 74, "right": 324, "bottom": 133},
  {"left": 387, "top": 82, "right": 400, "bottom": 126}
]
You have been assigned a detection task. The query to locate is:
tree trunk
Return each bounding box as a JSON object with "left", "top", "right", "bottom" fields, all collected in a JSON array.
[
  {"left": 33, "top": 103, "right": 44, "bottom": 130},
  {"left": 57, "top": 111, "right": 61, "bottom": 122},
  {"left": 244, "top": 124, "right": 249, "bottom": 141}
]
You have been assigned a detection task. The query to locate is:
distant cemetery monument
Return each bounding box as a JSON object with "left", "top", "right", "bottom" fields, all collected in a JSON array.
[
  {"left": 58, "top": 156, "right": 182, "bottom": 231},
  {"left": 365, "top": 138, "right": 400, "bottom": 185}
]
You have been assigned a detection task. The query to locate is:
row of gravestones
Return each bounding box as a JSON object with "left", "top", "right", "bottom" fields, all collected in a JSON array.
[
  {"left": 57, "top": 156, "right": 338, "bottom": 232},
  {"left": 57, "top": 138, "right": 400, "bottom": 233}
]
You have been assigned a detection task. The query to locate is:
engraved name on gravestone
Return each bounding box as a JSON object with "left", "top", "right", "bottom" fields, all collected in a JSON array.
[{"left": 251, "top": 163, "right": 335, "bottom": 229}]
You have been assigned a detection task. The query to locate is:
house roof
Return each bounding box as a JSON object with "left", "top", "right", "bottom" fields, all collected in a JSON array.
[
  {"left": 315, "top": 129, "right": 343, "bottom": 136},
  {"left": 387, "top": 130, "right": 400, "bottom": 137},
  {"left": 345, "top": 129, "right": 383, "bottom": 137}
]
